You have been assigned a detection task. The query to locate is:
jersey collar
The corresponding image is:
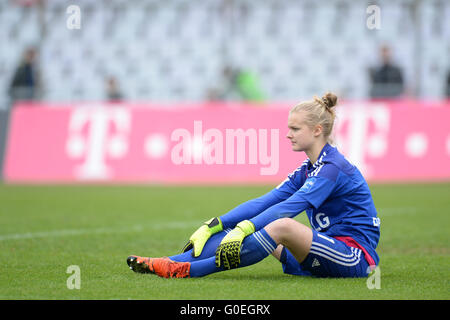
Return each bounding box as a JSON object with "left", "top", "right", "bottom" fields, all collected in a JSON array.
[{"left": 308, "top": 143, "right": 333, "bottom": 169}]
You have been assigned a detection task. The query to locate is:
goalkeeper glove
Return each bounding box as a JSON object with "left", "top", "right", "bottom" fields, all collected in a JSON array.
[
  {"left": 215, "top": 220, "right": 255, "bottom": 270},
  {"left": 182, "top": 217, "right": 223, "bottom": 257}
]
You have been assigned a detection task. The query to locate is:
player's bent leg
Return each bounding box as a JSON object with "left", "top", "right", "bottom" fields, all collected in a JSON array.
[
  {"left": 264, "top": 218, "right": 313, "bottom": 264},
  {"left": 274, "top": 229, "right": 371, "bottom": 278},
  {"left": 300, "top": 230, "right": 371, "bottom": 278},
  {"left": 158, "top": 220, "right": 306, "bottom": 278},
  {"left": 271, "top": 245, "right": 284, "bottom": 261},
  {"left": 189, "top": 228, "right": 278, "bottom": 277}
]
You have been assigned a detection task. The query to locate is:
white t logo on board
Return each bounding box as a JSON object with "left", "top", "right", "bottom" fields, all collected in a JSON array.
[{"left": 66, "top": 106, "right": 131, "bottom": 180}]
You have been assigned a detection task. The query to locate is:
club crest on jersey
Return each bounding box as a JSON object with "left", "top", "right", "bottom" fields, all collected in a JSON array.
[{"left": 300, "top": 177, "right": 316, "bottom": 192}]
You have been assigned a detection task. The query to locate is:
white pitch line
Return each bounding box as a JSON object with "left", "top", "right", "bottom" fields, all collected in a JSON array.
[
  {"left": 1, "top": 207, "right": 418, "bottom": 241},
  {"left": 0, "top": 221, "right": 199, "bottom": 241}
]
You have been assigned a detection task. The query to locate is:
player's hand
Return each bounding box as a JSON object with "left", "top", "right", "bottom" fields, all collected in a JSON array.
[
  {"left": 215, "top": 220, "right": 255, "bottom": 269},
  {"left": 182, "top": 217, "right": 223, "bottom": 257}
]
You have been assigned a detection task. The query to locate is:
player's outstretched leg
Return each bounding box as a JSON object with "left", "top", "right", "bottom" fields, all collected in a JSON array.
[
  {"left": 126, "top": 218, "right": 311, "bottom": 279},
  {"left": 126, "top": 230, "right": 230, "bottom": 277},
  {"left": 127, "top": 228, "right": 277, "bottom": 278}
]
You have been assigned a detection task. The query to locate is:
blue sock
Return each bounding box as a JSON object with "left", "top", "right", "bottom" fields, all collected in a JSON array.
[
  {"left": 169, "top": 229, "right": 230, "bottom": 262},
  {"left": 189, "top": 228, "right": 277, "bottom": 277}
]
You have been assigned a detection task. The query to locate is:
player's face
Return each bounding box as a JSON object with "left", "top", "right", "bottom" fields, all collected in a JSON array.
[{"left": 286, "top": 111, "right": 319, "bottom": 152}]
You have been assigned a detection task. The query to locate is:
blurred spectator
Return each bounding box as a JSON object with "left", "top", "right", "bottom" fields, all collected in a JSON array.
[
  {"left": 207, "top": 66, "right": 240, "bottom": 101},
  {"left": 369, "top": 45, "right": 404, "bottom": 99},
  {"left": 8, "top": 47, "right": 41, "bottom": 103},
  {"left": 105, "top": 76, "right": 123, "bottom": 102},
  {"left": 207, "top": 65, "right": 266, "bottom": 103},
  {"left": 235, "top": 69, "right": 266, "bottom": 102}
]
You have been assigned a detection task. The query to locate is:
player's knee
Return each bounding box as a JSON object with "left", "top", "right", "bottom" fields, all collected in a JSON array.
[{"left": 266, "top": 218, "right": 303, "bottom": 243}]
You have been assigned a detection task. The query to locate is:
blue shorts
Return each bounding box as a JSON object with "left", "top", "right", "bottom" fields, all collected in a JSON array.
[{"left": 281, "top": 230, "right": 371, "bottom": 278}]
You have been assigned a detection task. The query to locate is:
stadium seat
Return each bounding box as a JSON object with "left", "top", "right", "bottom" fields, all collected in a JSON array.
[{"left": 0, "top": 0, "right": 449, "bottom": 107}]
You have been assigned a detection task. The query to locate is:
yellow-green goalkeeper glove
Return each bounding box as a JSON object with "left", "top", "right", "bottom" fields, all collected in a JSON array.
[
  {"left": 182, "top": 217, "right": 223, "bottom": 257},
  {"left": 215, "top": 220, "right": 255, "bottom": 270}
]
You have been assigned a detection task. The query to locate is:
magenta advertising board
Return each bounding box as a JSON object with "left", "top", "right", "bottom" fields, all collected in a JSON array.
[{"left": 3, "top": 100, "right": 450, "bottom": 184}]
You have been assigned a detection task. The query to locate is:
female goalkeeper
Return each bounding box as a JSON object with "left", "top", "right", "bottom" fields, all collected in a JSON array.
[{"left": 127, "top": 92, "right": 380, "bottom": 278}]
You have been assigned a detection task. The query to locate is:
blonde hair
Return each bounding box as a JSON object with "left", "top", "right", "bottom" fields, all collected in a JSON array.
[{"left": 290, "top": 92, "right": 338, "bottom": 143}]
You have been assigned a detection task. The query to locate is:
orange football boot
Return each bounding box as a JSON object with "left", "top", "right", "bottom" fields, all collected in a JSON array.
[
  {"left": 127, "top": 255, "right": 190, "bottom": 278},
  {"left": 127, "top": 255, "right": 164, "bottom": 274}
]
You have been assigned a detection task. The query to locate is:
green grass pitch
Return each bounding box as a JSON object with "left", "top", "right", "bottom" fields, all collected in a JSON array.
[{"left": 0, "top": 182, "right": 449, "bottom": 300}]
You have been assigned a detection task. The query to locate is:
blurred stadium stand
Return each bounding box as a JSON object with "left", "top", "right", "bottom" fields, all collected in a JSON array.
[{"left": 0, "top": 0, "right": 449, "bottom": 109}]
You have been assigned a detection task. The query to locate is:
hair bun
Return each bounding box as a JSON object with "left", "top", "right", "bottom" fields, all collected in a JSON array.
[{"left": 321, "top": 92, "right": 338, "bottom": 109}]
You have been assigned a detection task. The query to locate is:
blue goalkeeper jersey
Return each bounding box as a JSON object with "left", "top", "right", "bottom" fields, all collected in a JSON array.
[{"left": 220, "top": 143, "right": 380, "bottom": 266}]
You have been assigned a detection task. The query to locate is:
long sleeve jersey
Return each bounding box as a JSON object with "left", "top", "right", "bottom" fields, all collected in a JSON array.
[{"left": 219, "top": 143, "right": 380, "bottom": 265}]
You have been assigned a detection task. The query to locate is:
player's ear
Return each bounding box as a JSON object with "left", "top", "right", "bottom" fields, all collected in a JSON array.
[{"left": 313, "top": 124, "right": 323, "bottom": 137}]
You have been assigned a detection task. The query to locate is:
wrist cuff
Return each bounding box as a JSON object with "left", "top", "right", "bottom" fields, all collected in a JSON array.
[
  {"left": 236, "top": 220, "right": 255, "bottom": 236},
  {"left": 205, "top": 217, "right": 223, "bottom": 233}
]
